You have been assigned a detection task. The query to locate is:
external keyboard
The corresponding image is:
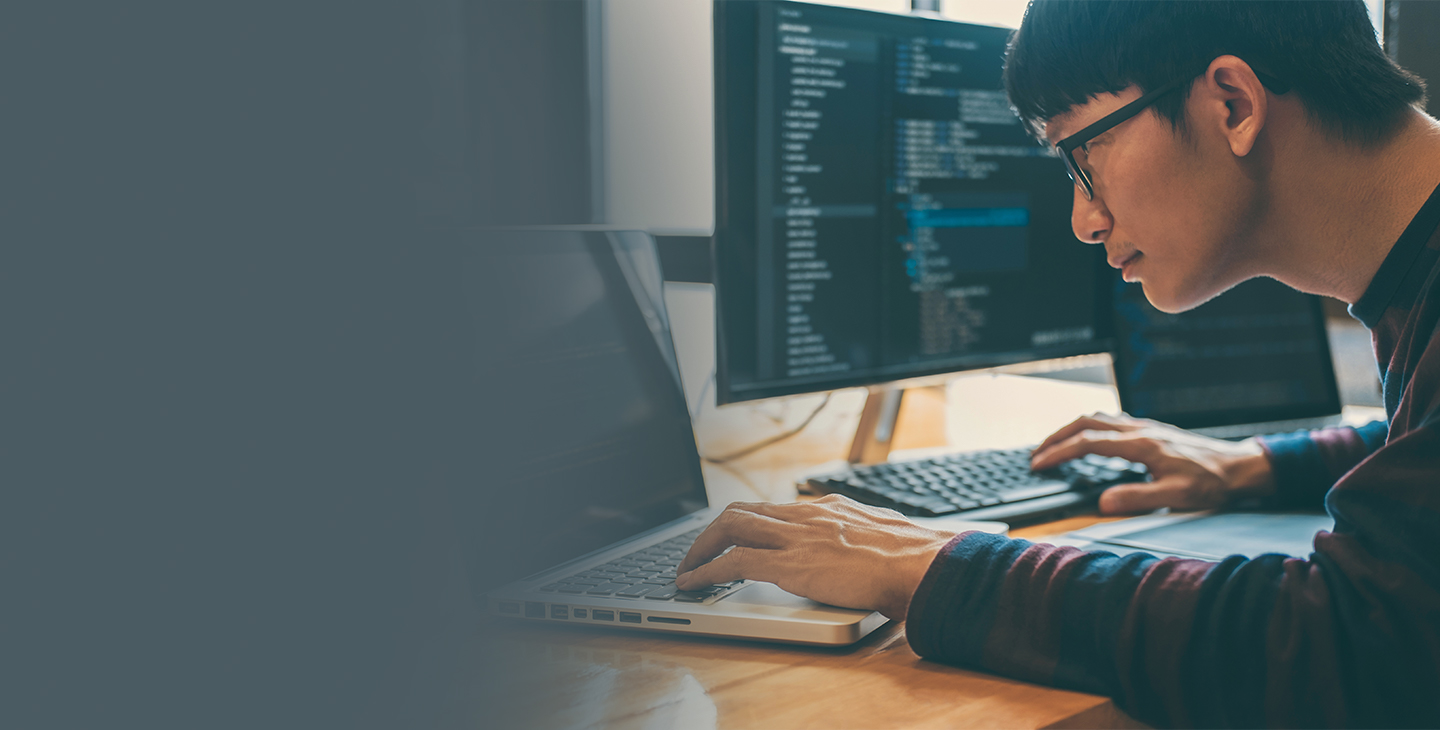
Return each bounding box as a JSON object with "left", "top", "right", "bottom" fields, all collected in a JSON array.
[
  {"left": 805, "top": 448, "right": 1149, "bottom": 526},
  {"left": 538, "top": 528, "right": 743, "bottom": 603}
]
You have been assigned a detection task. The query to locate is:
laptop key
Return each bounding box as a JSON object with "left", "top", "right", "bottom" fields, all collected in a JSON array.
[
  {"left": 557, "top": 585, "right": 587, "bottom": 594},
  {"left": 586, "top": 582, "right": 628, "bottom": 595},
  {"left": 673, "top": 589, "right": 720, "bottom": 603},
  {"left": 644, "top": 586, "right": 681, "bottom": 600},
  {"left": 615, "top": 584, "right": 656, "bottom": 598}
]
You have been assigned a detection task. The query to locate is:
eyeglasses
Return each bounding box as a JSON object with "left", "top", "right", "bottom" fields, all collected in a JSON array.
[{"left": 1055, "top": 69, "right": 1290, "bottom": 200}]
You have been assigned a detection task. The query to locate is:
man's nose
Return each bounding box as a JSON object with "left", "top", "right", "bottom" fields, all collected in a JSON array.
[{"left": 1071, "top": 186, "right": 1112, "bottom": 244}]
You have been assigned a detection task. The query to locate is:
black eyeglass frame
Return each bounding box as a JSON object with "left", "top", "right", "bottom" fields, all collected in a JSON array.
[{"left": 1055, "top": 68, "right": 1290, "bottom": 200}]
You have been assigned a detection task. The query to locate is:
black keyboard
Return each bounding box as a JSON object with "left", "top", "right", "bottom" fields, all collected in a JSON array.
[
  {"left": 538, "top": 528, "right": 743, "bottom": 603},
  {"left": 805, "top": 448, "right": 1149, "bottom": 526}
]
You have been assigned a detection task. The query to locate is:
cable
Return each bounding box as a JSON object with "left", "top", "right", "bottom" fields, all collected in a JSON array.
[{"left": 701, "top": 392, "right": 833, "bottom": 465}]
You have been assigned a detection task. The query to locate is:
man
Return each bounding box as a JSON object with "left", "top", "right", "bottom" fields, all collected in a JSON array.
[{"left": 677, "top": 2, "right": 1440, "bottom": 726}]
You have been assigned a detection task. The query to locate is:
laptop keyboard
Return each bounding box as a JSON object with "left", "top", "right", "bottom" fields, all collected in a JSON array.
[
  {"left": 807, "top": 448, "right": 1149, "bottom": 526},
  {"left": 535, "top": 451, "right": 1148, "bottom": 604},
  {"left": 538, "top": 528, "right": 741, "bottom": 603}
]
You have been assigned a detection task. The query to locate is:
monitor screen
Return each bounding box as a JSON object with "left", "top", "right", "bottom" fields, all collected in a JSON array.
[
  {"left": 1112, "top": 275, "right": 1342, "bottom": 429},
  {"left": 714, "top": 1, "right": 1109, "bottom": 404},
  {"left": 456, "top": 229, "right": 710, "bottom": 591}
]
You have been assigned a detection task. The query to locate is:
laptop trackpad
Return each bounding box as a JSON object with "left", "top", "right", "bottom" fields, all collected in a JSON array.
[{"left": 722, "top": 581, "right": 873, "bottom": 616}]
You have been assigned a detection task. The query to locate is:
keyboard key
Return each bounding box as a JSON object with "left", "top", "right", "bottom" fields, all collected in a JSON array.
[
  {"left": 615, "top": 584, "right": 656, "bottom": 598},
  {"left": 673, "top": 586, "right": 724, "bottom": 602},
  {"left": 805, "top": 447, "right": 1146, "bottom": 522},
  {"left": 998, "top": 482, "right": 1072, "bottom": 503},
  {"left": 586, "top": 583, "right": 628, "bottom": 595},
  {"left": 644, "top": 585, "right": 680, "bottom": 600}
]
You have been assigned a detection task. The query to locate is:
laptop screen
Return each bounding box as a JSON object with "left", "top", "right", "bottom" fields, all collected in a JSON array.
[
  {"left": 455, "top": 230, "right": 709, "bottom": 591},
  {"left": 1111, "top": 275, "right": 1342, "bottom": 429}
]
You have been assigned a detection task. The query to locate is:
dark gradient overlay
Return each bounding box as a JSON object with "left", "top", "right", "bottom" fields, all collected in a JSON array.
[{"left": 457, "top": 231, "right": 709, "bottom": 593}]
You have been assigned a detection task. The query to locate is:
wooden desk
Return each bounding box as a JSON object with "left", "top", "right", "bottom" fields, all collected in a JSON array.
[
  {"left": 475, "top": 603, "right": 1139, "bottom": 730},
  {"left": 473, "top": 522, "right": 1141, "bottom": 729},
  {"left": 477, "top": 377, "right": 1148, "bottom": 729}
]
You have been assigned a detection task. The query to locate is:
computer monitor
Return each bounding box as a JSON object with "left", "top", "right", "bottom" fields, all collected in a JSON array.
[
  {"left": 713, "top": 0, "right": 1109, "bottom": 406},
  {"left": 1111, "top": 275, "right": 1342, "bottom": 430}
]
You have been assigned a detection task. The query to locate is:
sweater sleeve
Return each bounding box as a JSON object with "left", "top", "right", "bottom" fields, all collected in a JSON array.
[
  {"left": 1256, "top": 420, "right": 1387, "bottom": 509},
  {"left": 906, "top": 413, "right": 1440, "bottom": 727}
]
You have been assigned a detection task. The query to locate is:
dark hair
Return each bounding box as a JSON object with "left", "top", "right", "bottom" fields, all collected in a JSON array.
[{"left": 1004, "top": 0, "right": 1427, "bottom": 147}]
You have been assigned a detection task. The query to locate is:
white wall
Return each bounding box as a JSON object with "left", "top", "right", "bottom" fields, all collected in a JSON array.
[{"left": 601, "top": 0, "right": 715, "bottom": 233}]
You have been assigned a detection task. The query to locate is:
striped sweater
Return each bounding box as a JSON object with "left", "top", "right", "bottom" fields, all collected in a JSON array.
[{"left": 906, "top": 184, "right": 1440, "bottom": 728}]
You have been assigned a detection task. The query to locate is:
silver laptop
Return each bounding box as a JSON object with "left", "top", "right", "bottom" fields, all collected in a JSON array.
[
  {"left": 1111, "top": 276, "right": 1344, "bottom": 440},
  {"left": 461, "top": 228, "right": 885, "bottom": 646}
]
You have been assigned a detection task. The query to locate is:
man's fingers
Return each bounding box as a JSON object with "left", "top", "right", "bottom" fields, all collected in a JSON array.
[
  {"left": 1032, "top": 413, "right": 1136, "bottom": 457},
  {"left": 676, "top": 546, "right": 783, "bottom": 590},
  {"left": 677, "top": 505, "right": 793, "bottom": 575},
  {"left": 1097, "top": 477, "right": 1195, "bottom": 515},
  {"left": 1030, "top": 430, "right": 1160, "bottom": 471},
  {"left": 1033, "top": 416, "right": 1108, "bottom": 455}
]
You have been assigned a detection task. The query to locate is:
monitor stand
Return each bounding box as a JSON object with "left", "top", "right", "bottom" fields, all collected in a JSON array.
[{"left": 848, "top": 387, "right": 905, "bottom": 465}]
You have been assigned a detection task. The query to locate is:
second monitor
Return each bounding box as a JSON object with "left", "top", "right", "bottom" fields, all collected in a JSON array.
[{"left": 714, "top": 0, "right": 1109, "bottom": 406}]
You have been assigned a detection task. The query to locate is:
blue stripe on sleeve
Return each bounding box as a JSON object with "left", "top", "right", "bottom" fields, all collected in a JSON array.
[
  {"left": 1052, "top": 550, "right": 1156, "bottom": 698},
  {"left": 906, "top": 532, "right": 1030, "bottom": 667},
  {"left": 1259, "top": 431, "right": 1331, "bottom": 508}
]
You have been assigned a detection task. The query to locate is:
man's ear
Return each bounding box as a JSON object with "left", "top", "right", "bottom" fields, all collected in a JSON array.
[{"left": 1199, "top": 55, "right": 1268, "bottom": 157}]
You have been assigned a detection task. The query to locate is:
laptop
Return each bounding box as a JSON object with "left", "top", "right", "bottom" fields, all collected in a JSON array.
[
  {"left": 1110, "top": 275, "right": 1344, "bottom": 440},
  {"left": 459, "top": 228, "right": 887, "bottom": 645}
]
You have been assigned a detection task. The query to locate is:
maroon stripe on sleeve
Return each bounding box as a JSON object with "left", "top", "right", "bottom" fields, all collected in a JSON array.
[
  {"left": 1265, "top": 556, "right": 1345, "bottom": 726},
  {"left": 1116, "top": 557, "right": 1214, "bottom": 726},
  {"left": 1307, "top": 426, "right": 1380, "bottom": 483},
  {"left": 978, "top": 542, "right": 1091, "bottom": 680}
]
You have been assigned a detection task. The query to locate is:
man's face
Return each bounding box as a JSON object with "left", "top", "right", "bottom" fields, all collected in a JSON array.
[{"left": 1045, "top": 88, "right": 1259, "bottom": 313}]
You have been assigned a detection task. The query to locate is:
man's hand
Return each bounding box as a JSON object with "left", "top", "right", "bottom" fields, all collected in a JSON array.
[
  {"left": 675, "top": 495, "right": 957, "bottom": 620},
  {"left": 1030, "top": 412, "right": 1276, "bottom": 514}
]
